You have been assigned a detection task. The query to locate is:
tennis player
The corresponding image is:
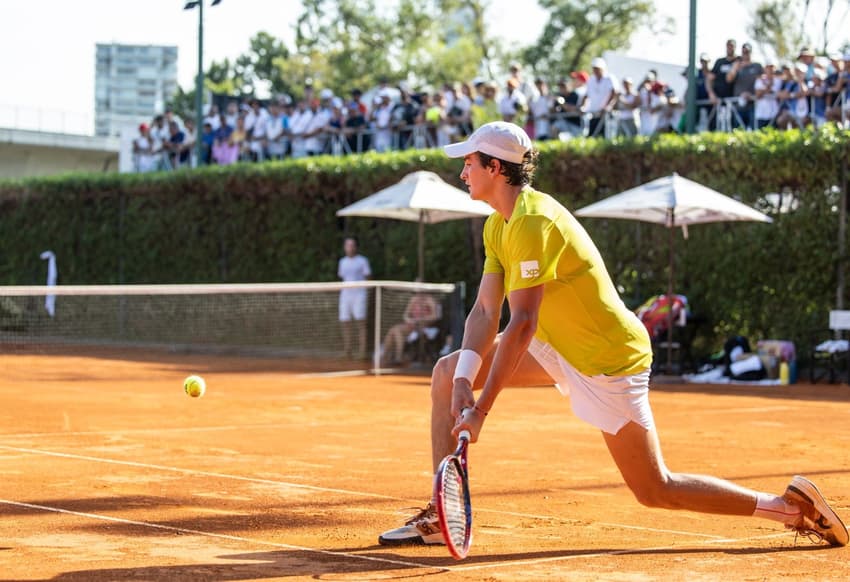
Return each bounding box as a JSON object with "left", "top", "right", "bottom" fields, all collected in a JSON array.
[{"left": 378, "top": 121, "right": 847, "bottom": 547}]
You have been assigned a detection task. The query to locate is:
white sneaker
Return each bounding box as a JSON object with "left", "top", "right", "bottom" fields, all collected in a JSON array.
[
  {"left": 784, "top": 475, "right": 848, "bottom": 547},
  {"left": 378, "top": 503, "right": 445, "bottom": 546}
]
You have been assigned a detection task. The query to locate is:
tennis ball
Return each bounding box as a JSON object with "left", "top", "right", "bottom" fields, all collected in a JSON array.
[{"left": 184, "top": 375, "right": 206, "bottom": 398}]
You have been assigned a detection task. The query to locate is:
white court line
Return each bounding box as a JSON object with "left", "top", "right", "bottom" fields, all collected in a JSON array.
[
  {"left": 0, "top": 499, "right": 439, "bottom": 572},
  {"left": 0, "top": 498, "right": 797, "bottom": 576},
  {"left": 699, "top": 406, "right": 795, "bottom": 415},
  {"left": 296, "top": 370, "right": 371, "bottom": 379},
  {"left": 0, "top": 444, "right": 730, "bottom": 541},
  {"left": 0, "top": 444, "right": 397, "bottom": 500},
  {"left": 295, "top": 368, "right": 405, "bottom": 378},
  {"left": 450, "top": 532, "right": 792, "bottom": 572},
  {"left": 0, "top": 423, "right": 288, "bottom": 439}
]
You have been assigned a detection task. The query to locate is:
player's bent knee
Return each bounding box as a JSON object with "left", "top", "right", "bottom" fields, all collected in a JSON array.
[
  {"left": 626, "top": 475, "right": 679, "bottom": 509},
  {"left": 431, "top": 354, "right": 456, "bottom": 397}
]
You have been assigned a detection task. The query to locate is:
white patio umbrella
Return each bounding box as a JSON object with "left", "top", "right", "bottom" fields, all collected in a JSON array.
[
  {"left": 575, "top": 173, "right": 773, "bottom": 374},
  {"left": 336, "top": 171, "right": 494, "bottom": 280}
]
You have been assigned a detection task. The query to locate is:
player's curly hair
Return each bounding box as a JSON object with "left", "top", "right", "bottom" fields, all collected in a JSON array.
[{"left": 476, "top": 149, "right": 539, "bottom": 186}]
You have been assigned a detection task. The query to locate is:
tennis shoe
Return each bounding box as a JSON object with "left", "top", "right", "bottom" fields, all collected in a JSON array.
[
  {"left": 378, "top": 503, "right": 444, "bottom": 546},
  {"left": 783, "top": 475, "right": 848, "bottom": 547}
]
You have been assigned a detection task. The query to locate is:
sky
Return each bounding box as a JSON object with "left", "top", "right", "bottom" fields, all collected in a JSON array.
[{"left": 0, "top": 0, "right": 843, "bottom": 134}]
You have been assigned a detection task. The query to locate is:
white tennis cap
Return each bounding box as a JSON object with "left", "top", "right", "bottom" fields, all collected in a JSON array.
[{"left": 443, "top": 122, "right": 532, "bottom": 164}]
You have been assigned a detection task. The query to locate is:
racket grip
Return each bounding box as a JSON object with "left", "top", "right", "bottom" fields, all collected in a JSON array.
[{"left": 458, "top": 430, "right": 471, "bottom": 442}]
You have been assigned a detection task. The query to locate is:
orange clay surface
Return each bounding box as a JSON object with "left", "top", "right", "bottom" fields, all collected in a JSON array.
[{"left": 1, "top": 349, "right": 849, "bottom": 581}]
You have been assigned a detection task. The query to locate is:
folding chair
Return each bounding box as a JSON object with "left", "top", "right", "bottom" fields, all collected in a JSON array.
[{"left": 809, "top": 310, "right": 850, "bottom": 384}]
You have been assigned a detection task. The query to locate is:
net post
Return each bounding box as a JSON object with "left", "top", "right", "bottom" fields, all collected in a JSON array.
[{"left": 373, "top": 284, "right": 382, "bottom": 376}]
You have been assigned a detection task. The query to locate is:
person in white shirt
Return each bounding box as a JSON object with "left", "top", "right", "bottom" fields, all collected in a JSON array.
[
  {"left": 133, "top": 123, "right": 157, "bottom": 172},
  {"left": 247, "top": 100, "right": 270, "bottom": 161},
  {"left": 289, "top": 100, "right": 313, "bottom": 159},
  {"left": 508, "top": 62, "right": 540, "bottom": 104},
  {"left": 203, "top": 104, "right": 221, "bottom": 132},
  {"left": 264, "top": 101, "right": 286, "bottom": 159},
  {"left": 581, "top": 57, "right": 619, "bottom": 137},
  {"left": 754, "top": 63, "right": 781, "bottom": 129},
  {"left": 498, "top": 78, "right": 527, "bottom": 125},
  {"left": 371, "top": 91, "right": 395, "bottom": 152},
  {"left": 338, "top": 236, "right": 371, "bottom": 360},
  {"left": 224, "top": 101, "right": 240, "bottom": 130},
  {"left": 304, "top": 98, "right": 331, "bottom": 156},
  {"left": 530, "top": 78, "right": 553, "bottom": 140},
  {"left": 616, "top": 77, "right": 640, "bottom": 136}
]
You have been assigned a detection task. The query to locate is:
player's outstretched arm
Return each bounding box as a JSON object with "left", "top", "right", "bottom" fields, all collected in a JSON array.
[
  {"left": 450, "top": 274, "right": 504, "bottom": 419},
  {"left": 454, "top": 283, "right": 544, "bottom": 441},
  {"left": 474, "top": 284, "right": 543, "bottom": 413}
]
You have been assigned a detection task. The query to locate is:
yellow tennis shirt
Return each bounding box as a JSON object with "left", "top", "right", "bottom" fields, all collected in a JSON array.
[{"left": 483, "top": 187, "right": 652, "bottom": 376}]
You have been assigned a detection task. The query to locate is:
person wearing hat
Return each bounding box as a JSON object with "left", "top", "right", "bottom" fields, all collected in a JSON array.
[
  {"left": 132, "top": 123, "right": 157, "bottom": 173},
  {"left": 553, "top": 72, "right": 587, "bottom": 137},
  {"left": 581, "top": 57, "right": 619, "bottom": 137},
  {"left": 377, "top": 121, "right": 848, "bottom": 550},
  {"left": 508, "top": 61, "right": 540, "bottom": 104},
  {"left": 470, "top": 81, "right": 501, "bottom": 130},
  {"left": 693, "top": 53, "right": 719, "bottom": 130},
  {"left": 726, "top": 41, "right": 764, "bottom": 129},
  {"left": 797, "top": 47, "right": 816, "bottom": 82},
  {"left": 498, "top": 77, "right": 527, "bottom": 126},
  {"left": 775, "top": 62, "right": 809, "bottom": 129},
  {"left": 370, "top": 89, "right": 395, "bottom": 152}
]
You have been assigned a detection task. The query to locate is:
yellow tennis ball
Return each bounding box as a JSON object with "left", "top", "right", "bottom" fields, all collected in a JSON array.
[{"left": 183, "top": 375, "right": 206, "bottom": 398}]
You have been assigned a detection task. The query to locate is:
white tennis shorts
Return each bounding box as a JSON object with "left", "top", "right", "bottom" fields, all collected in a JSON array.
[
  {"left": 339, "top": 289, "right": 368, "bottom": 322},
  {"left": 527, "top": 337, "right": 655, "bottom": 435}
]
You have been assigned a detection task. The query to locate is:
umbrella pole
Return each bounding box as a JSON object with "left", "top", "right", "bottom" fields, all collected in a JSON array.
[
  {"left": 418, "top": 212, "right": 425, "bottom": 281},
  {"left": 666, "top": 209, "right": 675, "bottom": 375}
]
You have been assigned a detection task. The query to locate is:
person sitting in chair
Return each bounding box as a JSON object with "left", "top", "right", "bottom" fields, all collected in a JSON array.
[{"left": 380, "top": 287, "right": 441, "bottom": 367}]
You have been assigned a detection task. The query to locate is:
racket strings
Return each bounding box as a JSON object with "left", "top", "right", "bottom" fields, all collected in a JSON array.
[{"left": 441, "top": 461, "right": 469, "bottom": 548}]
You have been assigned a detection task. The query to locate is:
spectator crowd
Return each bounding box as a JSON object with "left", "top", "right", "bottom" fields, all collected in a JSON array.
[{"left": 133, "top": 42, "right": 850, "bottom": 172}]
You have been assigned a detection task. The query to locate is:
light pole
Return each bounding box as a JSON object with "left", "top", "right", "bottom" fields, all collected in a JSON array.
[
  {"left": 685, "top": 0, "right": 697, "bottom": 134},
  {"left": 184, "top": 0, "right": 222, "bottom": 167}
]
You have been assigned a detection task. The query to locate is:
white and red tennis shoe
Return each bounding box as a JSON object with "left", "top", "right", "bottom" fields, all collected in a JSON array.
[
  {"left": 378, "top": 503, "right": 445, "bottom": 546},
  {"left": 783, "top": 475, "right": 848, "bottom": 547}
]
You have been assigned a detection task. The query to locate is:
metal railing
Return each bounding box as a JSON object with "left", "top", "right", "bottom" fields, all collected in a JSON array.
[
  {"left": 0, "top": 104, "right": 94, "bottom": 136},
  {"left": 127, "top": 92, "right": 850, "bottom": 172}
]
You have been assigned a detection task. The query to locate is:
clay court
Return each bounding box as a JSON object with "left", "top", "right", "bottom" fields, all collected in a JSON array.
[{"left": 1, "top": 349, "right": 848, "bottom": 581}]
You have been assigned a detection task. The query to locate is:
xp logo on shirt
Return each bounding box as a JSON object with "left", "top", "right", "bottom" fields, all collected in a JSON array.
[{"left": 520, "top": 260, "right": 540, "bottom": 279}]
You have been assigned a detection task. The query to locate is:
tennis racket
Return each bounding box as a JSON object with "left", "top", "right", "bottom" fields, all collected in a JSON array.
[{"left": 434, "top": 428, "right": 472, "bottom": 559}]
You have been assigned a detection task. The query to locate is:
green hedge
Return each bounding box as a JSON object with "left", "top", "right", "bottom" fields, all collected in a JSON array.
[{"left": 2, "top": 128, "right": 848, "bottom": 361}]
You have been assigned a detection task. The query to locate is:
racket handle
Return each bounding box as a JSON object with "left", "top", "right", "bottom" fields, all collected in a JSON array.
[{"left": 458, "top": 430, "right": 471, "bottom": 442}]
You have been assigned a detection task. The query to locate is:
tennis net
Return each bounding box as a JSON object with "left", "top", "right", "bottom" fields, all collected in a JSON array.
[{"left": 0, "top": 281, "right": 463, "bottom": 370}]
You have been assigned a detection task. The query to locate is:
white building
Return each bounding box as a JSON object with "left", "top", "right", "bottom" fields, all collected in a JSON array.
[{"left": 95, "top": 43, "right": 178, "bottom": 137}]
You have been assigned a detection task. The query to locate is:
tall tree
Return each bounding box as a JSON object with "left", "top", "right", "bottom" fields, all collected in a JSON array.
[
  {"left": 280, "top": 0, "right": 494, "bottom": 94},
  {"left": 233, "top": 32, "right": 291, "bottom": 97},
  {"left": 749, "top": 0, "right": 808, "bottom": 59},
  {"left": 395, "top": 0, "right": 491, "bottom": 85},
  {"left": 751, "top": 0, "right": 850, "bottom": 57},
  {"left": 521, "top": 0, "right": 658, "bottom": 81},
  {"left": 290, "top": 0, "right": 396, "bottom": 93}
]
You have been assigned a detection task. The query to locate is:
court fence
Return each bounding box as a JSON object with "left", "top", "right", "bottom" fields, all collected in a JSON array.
[{"left": 0, "top": 281, "right": 465, "bottom": 374}]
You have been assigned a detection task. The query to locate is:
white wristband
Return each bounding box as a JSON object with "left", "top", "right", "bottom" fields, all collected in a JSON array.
[{"left": 453, "top": 349, "right": 482, "bottom": 384}]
